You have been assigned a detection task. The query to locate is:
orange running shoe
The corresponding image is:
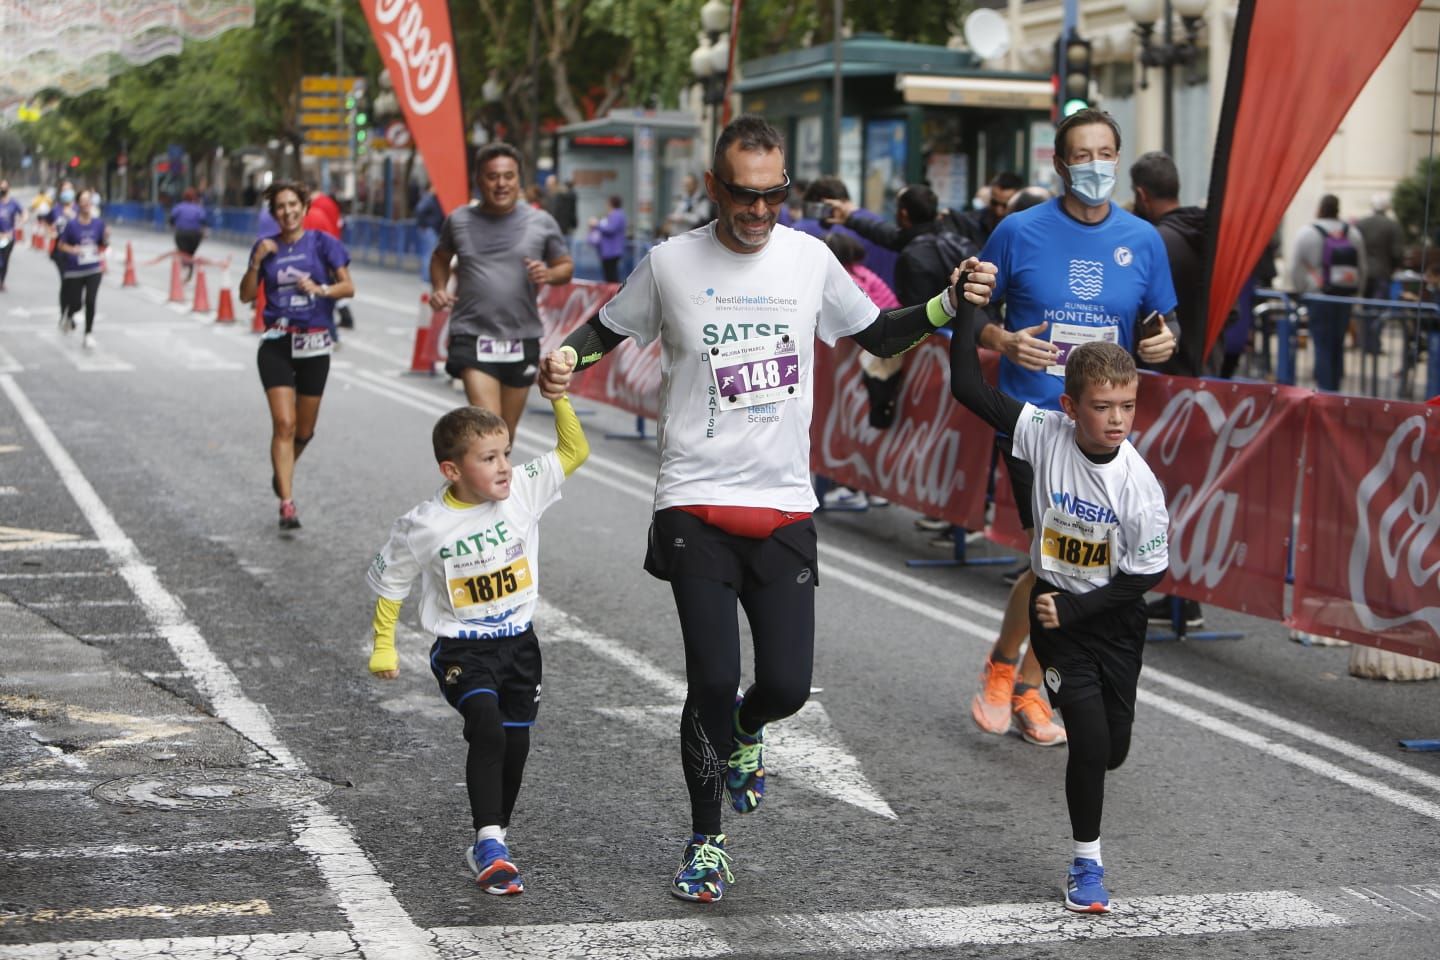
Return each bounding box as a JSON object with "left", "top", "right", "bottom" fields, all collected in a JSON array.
[
  {"left": 970, "top": 659, "right": 1017, "bottom": 734},
  {"left": 1012, "top": 687, "right": 1067, "bottom": 746}
]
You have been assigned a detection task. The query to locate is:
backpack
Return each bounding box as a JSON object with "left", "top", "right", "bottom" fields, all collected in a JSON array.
[{"left": 1315, "top": 223, "right": 1360, "bottom": 294}]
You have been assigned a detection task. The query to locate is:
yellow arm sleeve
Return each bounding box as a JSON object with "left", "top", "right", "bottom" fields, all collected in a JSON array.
[
  {"left": 369, "top": 596, "right": 403, "bottom": 674},
  {"left": 553, "top": 395, "right": 589, "bottom": 476}
]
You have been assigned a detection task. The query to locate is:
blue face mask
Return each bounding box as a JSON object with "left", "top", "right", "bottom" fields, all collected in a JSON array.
[
  {"left": 1065, "top": 160, "right": 1116, "bottom": 207},
  {"left": 60, "top": 189, "right": 76, "bottom": 204}
]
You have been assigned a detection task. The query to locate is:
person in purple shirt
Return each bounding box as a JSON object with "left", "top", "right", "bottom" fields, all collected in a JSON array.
[
  {"left": 588, "top": 195, "right": 627, "bottom": 282},
  {"left": 54, "top": 189, "right": 109, "bottom": 349},
  {"left": 169, "top": 187, "right": 209, "bottom": 280},
  {"left": 238, "top": 181, "right": 356, "bottom": 532},
  {"left": 0, "top": 179, "right": 25, "bottom": 291}
]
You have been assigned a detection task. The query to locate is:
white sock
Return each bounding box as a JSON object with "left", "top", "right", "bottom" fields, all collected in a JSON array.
[
  {"left": 477, "top": 825, "right": 505, "bottom": 845},
  {"left": 1072, "top": 838, "right": 1102, "bottom": 865}
]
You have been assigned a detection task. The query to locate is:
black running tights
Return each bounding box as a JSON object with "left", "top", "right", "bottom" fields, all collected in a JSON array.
[
  {"left": 460, "top": 694, "right": 530, "bottom": 832},
  {"left": 61, "top": 273, "right": 102, "bottom": 333},
  {"left": 1057, "top": 692, "right": 1134, "bottom": 843},
  {"left": 671, "top": 574, "right": 815, "bottom": 836}
]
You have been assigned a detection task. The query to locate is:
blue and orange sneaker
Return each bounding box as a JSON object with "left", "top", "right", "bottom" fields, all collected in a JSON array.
[
  {"left": 725, "top": 699, "right": 765, "bottom": 814},
  {"left": 1064, "top": 858, "right": 1110, "bottom": 913},
  {"left": 671, "top": 833, "right": 733, "bottom": 903},
  {"left": 466, "top": 837, "right": 523, "bottom": 896}
]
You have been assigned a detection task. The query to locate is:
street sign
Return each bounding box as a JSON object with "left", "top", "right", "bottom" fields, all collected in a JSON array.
[
  {"left": 299, "top": 111, "right": 347, "bottom": 128},
  {"left": 304, "top": 128, "right": 350, "bottom": 144},
  {"left": 301, "top": 75, "right": 362, "bottom": 94},
  {"left": 384, "top": 121, "right": 410, "bottom": 148},
  {"left": 300, "top": 95, "right": 345, "bottom": 112},
  {"left": 302, "top": 144, "right": 350, "bottom": 160}
]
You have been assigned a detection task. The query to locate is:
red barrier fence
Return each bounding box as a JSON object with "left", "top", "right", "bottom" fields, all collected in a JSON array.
[{"left": 536, "top": 281, "right": 1440, "bottom": 663}]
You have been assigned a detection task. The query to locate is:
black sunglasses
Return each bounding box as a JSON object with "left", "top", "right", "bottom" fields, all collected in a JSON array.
[{"left": 713, "top": 174, "right": 791, "bottom": 207}]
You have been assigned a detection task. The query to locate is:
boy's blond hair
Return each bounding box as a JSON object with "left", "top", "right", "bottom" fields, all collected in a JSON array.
[
  {"left": 1064, "top": 341, "right": 1138, "bottom": 400},
  {"left": 432, "top": 406, "right": 508, "bottom": 464}
]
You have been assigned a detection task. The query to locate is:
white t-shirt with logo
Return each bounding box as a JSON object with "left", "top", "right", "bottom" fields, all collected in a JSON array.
[
  {"left": 1011, "top": 402, "right": 1169, "bottom": 595},
  {"left": 366, "top": 451, "right": 564, "bottom": 640},
  {"left": 599, "top": 222, "right": 878, "bottom": 512}
]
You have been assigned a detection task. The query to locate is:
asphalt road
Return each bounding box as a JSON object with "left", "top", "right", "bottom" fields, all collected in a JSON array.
[{"left": 0, "top": 223, "right": 1437, "bottom": 960}]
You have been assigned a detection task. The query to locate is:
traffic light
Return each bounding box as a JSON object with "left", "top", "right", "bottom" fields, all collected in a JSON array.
[
  {"left": 68, "top": 155, "right": 80, "bottom": 168},
  {"left": 1057, "top": 29, "right": 1094, "bottom": 119},
  {"left": 347, "top": 89, "right": 369, "bottom": 156}
]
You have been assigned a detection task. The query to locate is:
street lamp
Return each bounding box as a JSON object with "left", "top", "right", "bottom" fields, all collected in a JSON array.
[
  {"left": 692, "top": 0, "right": 731, "bottom": 154},
  {"left": 1126, "top": 0, "right": 1207, "bottom": 158}
]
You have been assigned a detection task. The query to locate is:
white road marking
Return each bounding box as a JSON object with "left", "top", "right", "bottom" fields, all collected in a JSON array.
[
  {"left": 0, "top": 570, "right": 110, "bottom": 579},
  {"left": 0, "top": 442, "right": 22, "bottom": 452},
  {"left": 0, "top": 899, "right": 271, "bottom": 928},
  {"left": 544, "top": 600, "right": 896, "bottom": 819},
  {"left": 0, "top": 374, "right": 441, "bottom": 960},
  {"left": 27, "top": 599, "right": 134, "bottom": 608},
  {"left": 38, "top": 332, "right": 134, "bottom": 371},
  {"left": 0, "top": 838, "right": 288, "bottom": 861},
  {"left": 0, "top": 780, "right": 94, "bottom": 792},
  {"left": 0, "top": 525, "right": 82, "bottom": 550},
  {"left": 0, "top": 341, "right": 22, "bottom": 372}
]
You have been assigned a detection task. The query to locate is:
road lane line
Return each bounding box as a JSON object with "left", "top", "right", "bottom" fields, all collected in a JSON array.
[
  {"left": 0, "top": 900, "right": 271, "bottom": 929},
  {"left": 0, "top": 839, "right": 289, "bottom": 861},
  {"left": 0, "top": 374, "right": 440, "bottom": 960}
]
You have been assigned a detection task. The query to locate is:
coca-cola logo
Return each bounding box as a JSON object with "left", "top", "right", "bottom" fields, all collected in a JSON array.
[
  {"left": 1134, "top": 387, "right": 1277, "bottom": 589},
  {"left": 1349, "top": 414, "right": 1440, "bottom": 636},
  {"left": 374, "top": 0, "right": 454, "bottom": 117},
  {"left": 816, "top": 342, "right": 977, "bottom": 514}
]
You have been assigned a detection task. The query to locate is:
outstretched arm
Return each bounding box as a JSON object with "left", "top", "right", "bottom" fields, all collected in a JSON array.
[
  {"left": 948, "top": 286, "right": 1024, "bottom": 436},
  {"left": 369, "top": 596, "right": 403, "bottom": 679},
  {"left": 550, "top": 388, "right": 589, "bottom": 476},
  {"left": 538, "top": 317, "right": 628, "bottom": 399},
  {"left": 849, "top": 258, "right": 996, "bottom": 358}
]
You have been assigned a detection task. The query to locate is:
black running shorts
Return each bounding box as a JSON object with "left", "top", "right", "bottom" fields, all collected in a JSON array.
[
  {"left": 429, "top": 628, "right": 542, "bottom": 726},
  {"left": 257, "top": 335, "right": 330, "bottom": 396},
  {"left": 644, "top": 507, "right": 819, "bottom": 591},
  {"left": 1027, "top": 576, "right": 1146, "bottom": 718},
  {"left": 445, "top": 334, "right": 540, "bottom": 388}
]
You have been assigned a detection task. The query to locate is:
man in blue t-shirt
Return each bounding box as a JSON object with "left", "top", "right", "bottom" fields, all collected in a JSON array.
[
  {"left": 966, "top": 108, "right": 1179, "bottom": 748},
  {"left": 0, "top": 179, "right": 25, "bottom": 291}
]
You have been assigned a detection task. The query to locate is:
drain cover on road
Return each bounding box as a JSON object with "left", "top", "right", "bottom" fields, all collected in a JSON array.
[{"left": 92, "top": 770, "right": 333, "bottom": 810}]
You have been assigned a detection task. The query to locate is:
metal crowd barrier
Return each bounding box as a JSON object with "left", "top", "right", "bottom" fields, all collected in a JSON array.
[{"left": 1246, "top": 289, "right": 1440, "bottom": 400}]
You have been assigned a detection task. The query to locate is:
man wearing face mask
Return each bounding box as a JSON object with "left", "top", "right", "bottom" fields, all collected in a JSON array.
[
  {"left": 0, "top": 180, "right": 25, "bottom": 292},
  {"left": 963, "top": 108, "right": 1178, "bottom": 750}
]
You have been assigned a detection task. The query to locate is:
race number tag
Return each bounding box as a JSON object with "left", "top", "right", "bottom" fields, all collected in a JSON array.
[
  {"left": 0, "top": 234, "right": 12, "bottom": 249},
  {"left": 1046, "top": 323, "right": 1118, "bottom": 377},
  {"left": 1038, "top": 507, "right": 1117, "bottom": 582},
  {"left": 476, "top": 338, "right": 525, "bottom": 363},
  {"left": 291, "top": 330, "right": 334, "bottom": 358},
  {"left": 708, "top": 335, "right": 801, "bottom": 409},
  {"left": 77, "top": 242, "right": 100, "bottom": 265},
  {"left": 444, "top": 546, "right": 536, "bottom": 620}
]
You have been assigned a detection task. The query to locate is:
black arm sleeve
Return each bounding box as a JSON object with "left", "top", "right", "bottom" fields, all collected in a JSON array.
[
  {"left": 948, "top": 302, "right": 1023, "bottom": 435},
  {"left": 846, "top": 301, "right": 938, "bottom": 358},
  {"left": 845, "top": 214, "right": 903, "bottom": 252},
  {"left": 560, "top": 315, "right": 628, "bottom": 370},
  {"left": 1050, "top": 570, "right": 1167, "bottom": 625}
]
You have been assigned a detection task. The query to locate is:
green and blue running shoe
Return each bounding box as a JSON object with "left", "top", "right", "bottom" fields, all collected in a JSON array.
[
  {"left": 725, "top": 698, "right": 765, "bottom": 814},
  {"left": 671, "top": 833, "right": 733, "bottom": 903},
  {"left": 466, "top": 837, "right": 523, "bottom": 896},
  {"left": 1064, "top": 857, "right": 1110, "bottom": 913}
]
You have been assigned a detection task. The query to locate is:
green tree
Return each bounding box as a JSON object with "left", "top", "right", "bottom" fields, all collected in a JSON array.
[{"left": 1392, "top": 155, "right": 1440, "bottom": 246}]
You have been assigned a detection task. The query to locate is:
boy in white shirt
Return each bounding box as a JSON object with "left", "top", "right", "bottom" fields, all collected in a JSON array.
[
  {"left": 365, "top": 352, "right": 587, "bottom": 895},
  {"left": 949, "top": 294, "right": 1169, "bottom": 914}
]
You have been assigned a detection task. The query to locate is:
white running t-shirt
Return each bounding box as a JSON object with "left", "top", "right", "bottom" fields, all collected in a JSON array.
[
  {"left": 366, "top": 451, "right": 565, "bottom": 640},
  {"left": 1010, "top": 403, "right": 1170, "bottom": 595},
  {"left": 599, "top": 222, "right": 878, "bottom": 512}
]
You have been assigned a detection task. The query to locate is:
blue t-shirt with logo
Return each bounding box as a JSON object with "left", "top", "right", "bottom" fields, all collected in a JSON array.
[
  {"left": 57, "top": 216, "right": 108, "bottom": 277},
  {"left": 980, "top": 198, "right": 1176, "bottom": 411},
  {"left": 0, "top": 198, "right": 22, "bottom": 233},
  {"left": 248, "top": 231, "right": 350, "bottom": 331}
]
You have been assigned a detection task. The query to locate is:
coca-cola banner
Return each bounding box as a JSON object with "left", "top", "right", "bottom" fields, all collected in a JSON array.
[
  {"left": 1131, "top": 376, "right": 1310, "bottom": 621},
  {"left": 1291, "top": 396, "right": 1440, "bottom": 661},
  {"left": 811, "top": 337, "right": 995, "bottom": 529},
  {"left": 535, "top": 281, "right": 659, "bottom": 419},
  {"left": 363, "top": 0, "right": 469, "bottom": 214}
]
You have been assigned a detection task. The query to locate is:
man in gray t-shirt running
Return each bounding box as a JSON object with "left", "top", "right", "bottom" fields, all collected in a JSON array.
[{"left": 431, "top": 143, "right": 573, "bottom": 439}]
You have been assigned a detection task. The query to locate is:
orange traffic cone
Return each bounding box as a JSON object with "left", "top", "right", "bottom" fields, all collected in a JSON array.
[
  {"left": 14, "top": 228, "right": 22, "bottom": 245},
  {"left": 191, "top": 269, "right": 211, "bottom": 313},
  {"left": 168, "top": 256, "right": 185, "bottom": 302},
  {"left": 408, "top": 293, "right": 441, "bottom": 375},
  {"left": 252, "top": 284, "right": 266, "bottom": 333},
  {"left": 122, "top": 242, "right": 138, "bottom": 287},
  {"left": 215, "top": 284, "right": 236, "bottom": 323},
  {"left": 32, "top": 231, "right": 44, "bottom": 250}
]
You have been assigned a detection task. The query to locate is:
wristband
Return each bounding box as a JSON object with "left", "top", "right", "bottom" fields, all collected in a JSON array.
[
  {"left": 559, "top": 344, "right": 578, "bottom": 367},
  {"left": 926, "top": 292, "right": 954, "bottom": 328}
]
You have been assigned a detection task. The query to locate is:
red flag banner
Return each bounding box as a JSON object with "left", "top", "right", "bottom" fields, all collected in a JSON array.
[
  {"left": 362, "top": 0, "right": 469, "bottom": 214},
  {"left": 1130, "top": 376, "right": 1310, "bottom": 621},
  {"left": 811, "top": 338, "right": 995, "bottom": 530},
  {"left": 1291, "top": 397, "right": 1440, "bottom": 661},
  {"left": 1202, "top": 0, "right": 1421, "bottom": 358}
]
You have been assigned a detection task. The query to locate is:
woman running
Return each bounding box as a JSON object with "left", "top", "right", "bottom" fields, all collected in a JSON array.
[
  {"left": 238, "top": 181, "right": 354, "bottom": 530},
  {"left": 53, "top": 189, "right": 109, "bottom": 349}
]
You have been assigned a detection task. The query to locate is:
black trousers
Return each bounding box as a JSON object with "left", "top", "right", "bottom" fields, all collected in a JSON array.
[{"left": 61, "top": 273, "right": 103, "bottom": 333}]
